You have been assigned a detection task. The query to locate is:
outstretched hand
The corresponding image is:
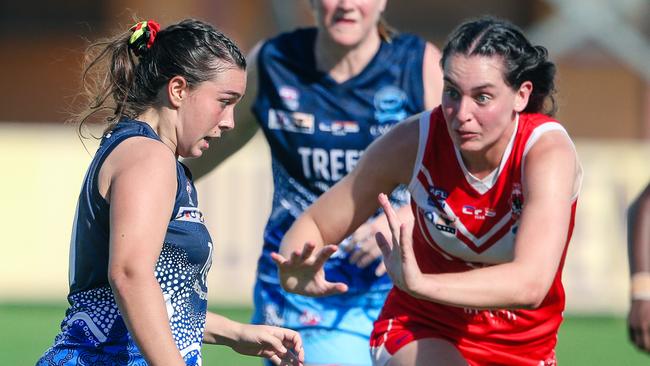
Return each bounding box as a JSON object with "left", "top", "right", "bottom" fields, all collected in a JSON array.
[
  {"left": 629, "top": 299, "right": 650, "bottom": 353},
  {"left": 375, "top": 193, "right": 422, "bottom": 296},
  {"left": 346, "top": 218, "right": 387, "bottom": 276},
  {"left": 230, "top": 324, "right": 304, "bottom": 365},
  {"left": 271, "top": 242, "right": 349, "bottom": 297}
]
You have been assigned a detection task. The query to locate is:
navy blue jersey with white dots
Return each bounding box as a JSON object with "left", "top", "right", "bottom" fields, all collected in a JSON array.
[
  {"left": 37, "top": 119, "right": 213, "bottom": 365},
  {"left": 253, "top": 28, "right": 426, "bottom": 293}
]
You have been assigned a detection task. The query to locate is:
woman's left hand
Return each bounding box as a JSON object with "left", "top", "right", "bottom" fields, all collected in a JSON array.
[
  {"left": 375, "top": 193, "right": 423, "bottom": 296},
  {"left": 629, "top": 299, "right": 650, "bottom": 353},
  {"left": 346, "top": 220, "right": 387, "bottom": 276},
  {"left": 230, "top": 323, "right": 304, "bottom": 365}
]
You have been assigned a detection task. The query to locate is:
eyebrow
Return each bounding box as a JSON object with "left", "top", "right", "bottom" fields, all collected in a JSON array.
[
  {"left": 221, "top": 90, "right": 243, "bottom": 99},
  {"left": 443, "top": 77, "right": 496, "bottom": 91}
]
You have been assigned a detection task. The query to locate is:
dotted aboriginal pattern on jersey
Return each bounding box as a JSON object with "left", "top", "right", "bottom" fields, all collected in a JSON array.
[
  {"left": 154, "top": 242, "right": 207, "bottom": 353},
  {"left": 37, "top": 286, "right": 141, "bottom": 365},
  {"left": 62, "top": 286, "right": 121, "bottom": 346},
  {"left": 39, "top": 243, "right": 208, "bottom": 365},
  {"left": 270, "top": 157, "right": 316, "bottom": 218}
]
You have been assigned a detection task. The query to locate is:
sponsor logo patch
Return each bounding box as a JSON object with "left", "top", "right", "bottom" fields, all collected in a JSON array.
[
  {"left": 461, "top": 205, "right": 496, "bottom": 220},
  {"left": 268, "top": 109, "right": 315, "bottom": 134},
  {"left": 424, "top": 210, "right": 457, "bottom": 235},
  {"left": 278, "top": 86, "right": 300, "bottom": 111},
  {"left": 373, "top": 85, "right": 407, "bottom": 124},
  {"left": 318, "top": 120, "right": 360, "bottom": 136},
  {"left": 299, "top": 310, "right": 321, "bottom": 326},
  {"left": 175, "top": 207, "right": 205, "bottom": 224}
]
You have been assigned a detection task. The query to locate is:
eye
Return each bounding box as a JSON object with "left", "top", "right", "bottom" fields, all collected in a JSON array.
[
  {"left": 443, "top": 87, "right": 460, "bottom": 100},
  {"left": 220, "top": 95, "right": 243, "bottom": 108},
  {"left": 475, "top": 94, "right": 491, "bottom": 105},
  {"left": 219, "top": 98, "right": 235, "bottom": 108}
]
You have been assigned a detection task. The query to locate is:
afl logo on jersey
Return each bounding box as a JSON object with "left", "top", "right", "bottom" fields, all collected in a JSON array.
[
  {"left": 279, "top": 86, "right": 300, "bottom": 111},
  {"left": 510, "top": 183, "right": 524, "bottom": 219},
  {"left": 186, "top": 181, "right": 194, "bottom": 206},
  {"left": 373, "top": 86, "right": 407, "bottom": 124}
]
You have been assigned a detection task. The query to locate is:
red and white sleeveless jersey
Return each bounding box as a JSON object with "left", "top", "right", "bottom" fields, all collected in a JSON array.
[{"left": 373, "top": 108, "right": 579, "bottom": 364}]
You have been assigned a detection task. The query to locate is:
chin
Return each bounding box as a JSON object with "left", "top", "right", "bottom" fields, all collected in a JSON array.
[
  {"left": 456, "top": 141, "right": 484, "bottom": 154},
  {"left": 328, "top": 30, "right": 364, "bottom": 47},
  {"left": 188, "top": 150, "right": 203, "bottom": 159},
  {"left": 180, "top": 148, "right": 202, "bottom": 159}
]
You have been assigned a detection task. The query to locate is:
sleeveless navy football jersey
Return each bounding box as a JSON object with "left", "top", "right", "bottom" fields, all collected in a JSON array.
[
  {"left": 38, "top": 119, "right": 213, "bottom": 365},
  {"left": 253, "top": 28, "right": 426, "bottom": 293}
]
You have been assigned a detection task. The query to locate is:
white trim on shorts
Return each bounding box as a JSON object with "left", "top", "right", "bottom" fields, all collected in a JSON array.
[{"left": 370, "top": 318, "right": 394, "bottom": 366}]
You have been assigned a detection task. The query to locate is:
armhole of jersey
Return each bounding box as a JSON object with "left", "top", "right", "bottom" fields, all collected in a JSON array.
[
  {"left": 521, "top": 122, "right": 583, "bottom": 201},
  {"left": 407, "top": 111, "right": 432, "bottom": 193},
  {"left": 90, "top": 134, "right": 139, "bottom": 207}
]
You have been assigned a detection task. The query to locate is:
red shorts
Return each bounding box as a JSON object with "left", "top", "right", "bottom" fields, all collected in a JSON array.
[{"left": 370, "top": 316, "right": 557, "bottom": 366}]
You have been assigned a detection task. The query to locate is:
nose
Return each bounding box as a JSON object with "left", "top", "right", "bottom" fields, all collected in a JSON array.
[
  {"left": 218, "top": 108, "right": 236, "bottom": 132},
  {"left": 455, "top": 97, "right": 474, "bottom": 124},
  {"left": 336, "top": 0, "right": 354, "bottom": 10}
]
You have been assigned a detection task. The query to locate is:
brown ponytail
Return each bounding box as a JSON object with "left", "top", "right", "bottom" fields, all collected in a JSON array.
[{"left": 377, "top": 16, "right": 397, "bottom": 43}]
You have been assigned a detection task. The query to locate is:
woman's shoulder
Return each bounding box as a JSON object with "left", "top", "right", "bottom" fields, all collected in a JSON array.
[
  {"left": 111, "top": 136, "right": 176, "bottom": 172},
  {"left": 386, "top": 32, "right": 427, "bottom": 53},
  {"left": 391, "top": 32, "right": 426, "bottom": 44},
  {"left": 520, "top": 112, "right": 560, "bottom": 124},
  {"left": 261, "top": 27, "right": 317, "bottom": 56},
  {"left": 518, "top": 112, "right": 572, "bottom": 143}
]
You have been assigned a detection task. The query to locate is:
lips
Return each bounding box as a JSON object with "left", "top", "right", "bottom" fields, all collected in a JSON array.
[
  {"left": 456, "top": 130, "right": 478, "bottom": 140},
  {"left": 333, "top": 16, "right": 356, "bottom": 24},
  {"left": 202, "top": 137, "right": 212, "bottom": 149}
]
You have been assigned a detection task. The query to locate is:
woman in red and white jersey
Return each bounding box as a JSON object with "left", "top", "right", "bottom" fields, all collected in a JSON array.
[{"left": 271, "top": 16, "right": 582, "bottom": 366}]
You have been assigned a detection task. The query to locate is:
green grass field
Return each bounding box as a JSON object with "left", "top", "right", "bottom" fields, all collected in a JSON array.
[{"left": 2, "top": 303, "right": 647, "bottom": 365}]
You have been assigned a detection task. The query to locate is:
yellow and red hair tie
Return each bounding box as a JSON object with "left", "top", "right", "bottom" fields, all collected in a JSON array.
[{"left": 128, "top": 20, "right": 160, "bottom": 57}]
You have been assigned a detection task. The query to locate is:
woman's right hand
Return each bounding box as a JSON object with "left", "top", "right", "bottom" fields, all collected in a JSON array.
[
  {"left": 229, "top": 323, "right": 304, "bottom": 365},
  {"left": 271, "top": 242, "right": 348, "bottom": 297},
  {"left": 375, "top": 193, "right": 422, "bottom": 297}
]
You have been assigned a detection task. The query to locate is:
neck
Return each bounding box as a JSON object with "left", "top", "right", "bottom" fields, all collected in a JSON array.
[
  {"left": 136, "top": 108, "right": 178, "bottom": 156},
  {"left": 314, "top": 30, "right": 381, "bottom": 83}
]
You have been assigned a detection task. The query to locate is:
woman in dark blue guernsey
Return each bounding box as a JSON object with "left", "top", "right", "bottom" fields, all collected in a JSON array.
[
  {"left": 187, "top": 1, "right": 443, "bottom": 364},
  {"left": 37, "top": 19, "right": 303, "bottom": 366}
]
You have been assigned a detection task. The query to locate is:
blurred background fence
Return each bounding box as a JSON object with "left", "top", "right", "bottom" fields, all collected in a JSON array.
[{"left": 1, "top": 0, "right": 649, "bottom": 316}]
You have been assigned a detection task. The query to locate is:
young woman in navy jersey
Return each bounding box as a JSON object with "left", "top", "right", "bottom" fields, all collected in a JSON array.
[
  {"left": 187, "top": 1, "right": 443, "bottom": 365},
  {"left": 37, "top": 19, "right": 303, "bottom": 366},
  {"left": 272, "top": 17, "right": 582, "bottom": 366}
]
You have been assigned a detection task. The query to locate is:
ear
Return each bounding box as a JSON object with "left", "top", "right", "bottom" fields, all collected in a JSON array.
[
  {"left": 514, "top": 81, "right": 533, "bottom": 113},
  {"left": 167, "top": 76, "right": 189, "bottom": 108}
]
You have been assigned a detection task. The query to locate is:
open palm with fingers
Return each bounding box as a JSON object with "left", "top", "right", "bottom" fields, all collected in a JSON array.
[
  {"left": 375, "top": 193, "right": 423, "bottom": 297},
  {"left": 271, "top": 242, "right": 349, "bottom": 297},
  {"left": 346, "top": 219, "right": 387, "bottom": 276},
  {"left": 231, "top": 324, "right": 305, "bottom": 365}
]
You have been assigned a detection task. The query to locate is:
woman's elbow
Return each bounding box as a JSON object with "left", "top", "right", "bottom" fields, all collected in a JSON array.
[
  {"left": 108, "top": 265, "right": 143, "bottom": 294},
  {"left": 515, "top": 280, "right": 550, "bottom": 309}
]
